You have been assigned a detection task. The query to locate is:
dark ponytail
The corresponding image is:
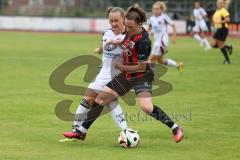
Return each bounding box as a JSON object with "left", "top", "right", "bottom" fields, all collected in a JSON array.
[{"left": 125, "top": 5, "right": 147, "bottom": 24}]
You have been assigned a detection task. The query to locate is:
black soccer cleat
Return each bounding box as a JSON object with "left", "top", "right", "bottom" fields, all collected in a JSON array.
[{"left": 223, "top": 60, "right": 231, "bottom": 64}]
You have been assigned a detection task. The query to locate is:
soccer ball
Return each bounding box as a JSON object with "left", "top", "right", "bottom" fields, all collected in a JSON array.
[{"left": 118, "top": 129, "right": 140, "bottom": 148}]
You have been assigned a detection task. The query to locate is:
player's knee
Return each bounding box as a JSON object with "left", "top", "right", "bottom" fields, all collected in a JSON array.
[
  {"left": 211, "top": 43, "right": 218, "bottom": 48},
  {"left": 158, "top": 57, "right": 165, "bottom": 64},
  {"left": 95, "top": 97, "right": 105, "bottom": 106},
  {"left": 83, "top": 96, "right": 95, "bottom": 105},
  {"left": 95, "top": 95, "right": 111, "bottom": 106},
  {"left": 139, "top": 102, "right": 153, "bottom": 114}
]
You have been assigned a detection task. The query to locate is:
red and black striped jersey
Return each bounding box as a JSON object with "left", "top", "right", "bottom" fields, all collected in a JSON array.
[{"left": 121, "top": 28, "right": 151, "bottom": 80}]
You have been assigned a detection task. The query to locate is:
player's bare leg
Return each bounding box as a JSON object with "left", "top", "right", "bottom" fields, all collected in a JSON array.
[
  {"left": 157, "top": 55, "right": 184, "bottom": 73},
  {"left": 200, "top": 31, "right": 211, "bottom": 51}
]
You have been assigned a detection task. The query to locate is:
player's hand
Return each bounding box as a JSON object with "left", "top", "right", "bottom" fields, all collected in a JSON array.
[
  {"left": 106, "top": 39, "right": 114, "bottom": 45},
  {"left": 114, "top": 61, "right": 123, "bottom": 71},
  {"left": 114, "top": 38, "right": 123, "bottom": 45},
  {"left": 94, "top": 47, "right": 101, "bottom": 54},
  {"left": 107, "top": 39, "right": 122, "bottom": 45}
]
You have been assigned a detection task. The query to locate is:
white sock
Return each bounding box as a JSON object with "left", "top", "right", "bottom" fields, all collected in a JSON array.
[
  {"left": 203, "top": 38, "right": 211, "bottom": 49},
  {"left": 193, "top": 34, "right": 203, "bottom": 43},
  {"left": 73, "top": 100, "right": 90, "bottom": 130},
  {"left": 79, "top": 126, "right": 88, "bottom": 134},
  {"left": 108, "top": 100, "right": 128, "bottom": 131},
  {"left": 165, "top": 59, "right": 179, "bottom": 68},
  {"left": 171, "top": 124, "right": 178, "bottom": 130}
]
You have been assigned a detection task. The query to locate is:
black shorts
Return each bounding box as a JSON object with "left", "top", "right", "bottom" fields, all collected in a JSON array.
[
  {"left": 106, "top": 70, "right": 154, "bottom": 96},
  {"left": 213, "top": 28, "right": 228, "bottom": 42}
]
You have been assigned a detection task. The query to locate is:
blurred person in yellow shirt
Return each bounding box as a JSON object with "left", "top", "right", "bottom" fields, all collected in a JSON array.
[{"left": 211, "top": 0, "right": 233, "bottom": 64}]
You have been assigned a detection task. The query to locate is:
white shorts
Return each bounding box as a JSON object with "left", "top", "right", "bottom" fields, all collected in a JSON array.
[
  {"left": 88, "top": 76, "right": 110, "bottom": 93},
  {"left": 193, "top": 22, "right": 208, "bottom": 33},
  {"left": 151, "top": 35, "right": 169, "bottom": 56},
  {"left": 88, "top": 76, "right": 122, "bottom": 112}
]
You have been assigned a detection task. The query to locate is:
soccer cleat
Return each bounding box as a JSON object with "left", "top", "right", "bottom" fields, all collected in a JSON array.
[
  {"left": 173, "top": 127, "right": 184, "bottom": 143},
  {"left": 223, "top": 60, "right": 231, "bottom": 64},
  {"left": 178, "top": 62, "right": 184, "bottom": 73},
  {"left": 63, "top": 130, "right": 86, "bottom": 141},
  {"left": 205, "top": 46, "right": 212, "bottom": 51}
]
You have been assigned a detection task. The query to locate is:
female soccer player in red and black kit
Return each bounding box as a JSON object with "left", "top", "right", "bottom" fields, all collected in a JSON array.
[{"left": 64, "top": 5, "right": 183, "bottom": 143}]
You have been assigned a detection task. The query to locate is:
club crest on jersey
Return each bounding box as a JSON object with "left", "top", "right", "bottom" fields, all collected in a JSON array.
[
  {"left": 121, "top": 40, "right": 135, "bottom": 56},
  {"left": 104, "top": 44, "right": 117, "bottom": 51},
  {"left": 129, "top": 41, "right": 135, "bottom": 49},
  {"left": 121, "top": 44, "right": 132, "bottom": 56}
]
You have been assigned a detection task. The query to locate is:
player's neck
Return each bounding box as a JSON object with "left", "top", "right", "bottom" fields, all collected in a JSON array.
[
  {"left": 128, "top": 27, "right": 142, "bottom": 37},
  {"left": 114, "top": 26, "right": 125, "bottom": 35},
  {"left": 154, "top": 13, "right": 161, "bottom": 17}
]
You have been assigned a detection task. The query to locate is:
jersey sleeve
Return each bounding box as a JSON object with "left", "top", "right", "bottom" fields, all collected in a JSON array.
[
  {"left": 147, "top": 17, "right": 152, "bottom": 27},
  {"left": 102, "top": 30, "right": 112, "bottom": 46},
  {"left": 222, "top": 9, "right": 230, "bottom": 18},
  {"left": 137, "top": 37, "right": 151, "bottom": 62},
  {"left": 165, "top": 15, "right": 174, "bottom": 26}
]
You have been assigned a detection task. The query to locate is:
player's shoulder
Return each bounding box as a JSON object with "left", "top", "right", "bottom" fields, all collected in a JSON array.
[
  {"left": 102, "top": 28, "right": 114, "bottom": 37},
  {"left": 149, "top": 16, "right": 155, "bottom": 21},
  {"left": 220, "top": 8, "right": 229, "bottom": 14},
  {"left": 200, "top": 7, "right": 206, "bottom": 12},
  {"left": 139, "top": 29, "right": 150, "bottom": 43},
  {"left": 195, "top": 7, "right": 202, "bottom": 11},
  {"left": 162, "top": 13, "right": 170, "bottom": 19}
]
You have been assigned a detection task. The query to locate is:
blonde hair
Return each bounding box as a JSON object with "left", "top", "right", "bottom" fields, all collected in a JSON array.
[
  {"left": 153, "top": 1, "right": 167, "bottom": 12},
  {"left": 107, "top": 7, "right": 125, "bottom": 18}
]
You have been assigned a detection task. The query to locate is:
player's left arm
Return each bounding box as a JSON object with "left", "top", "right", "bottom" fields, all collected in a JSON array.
[
  {"left": 201, "top": 8, "right": 208, "bottom": 19},
  {"left": 217, "top": 9, "right": 230, "bottom": 24},
  {"left": 115, "top": 61, "right": 147, "bottom": 72},
  {"left": 171, "top": 24, "right": 177, "bottom": 44},
  {"left": 221, "top": 10, "right": 230, "bottom": 24},
  {"left": 166, "top": 16, "right": 176, "bottom": 44},
  {"left": 106, "top": 38, "right": 123, "bottom": 45},
  {"left": 221, "top": 16, "right": 230, "bottom": 24}
]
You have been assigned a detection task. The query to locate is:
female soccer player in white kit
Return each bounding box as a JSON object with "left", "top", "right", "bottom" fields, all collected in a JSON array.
[
  {"left": 147, "top": 1, "right": 183, "bottom": 73},
  {"left": 63, "top": 7, "right": 128, "bottom": 140},
  {"left": 192, "top": 1, "right": 211, "bottom": 50}
]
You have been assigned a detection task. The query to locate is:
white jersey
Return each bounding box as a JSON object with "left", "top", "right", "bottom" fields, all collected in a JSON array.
[
  {"left": 193, "top": 7, "right": 208, "bottom": 32},
  {"left": 193, "top": 7, "right": 207, "bottom": 24},
  {"left": 88, "top": 29, "right": 125, "bottom": 92},
  {"left": 148, "top": 14, "right": 173, "bottom": 45},
  {"left": 148, "top": 14, "right": 173, "bottom": 55}
]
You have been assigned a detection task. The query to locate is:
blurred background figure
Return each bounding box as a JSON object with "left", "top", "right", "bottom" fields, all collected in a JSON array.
[{"left": 191, "top": 1, "right": 212, "bottom": 51}]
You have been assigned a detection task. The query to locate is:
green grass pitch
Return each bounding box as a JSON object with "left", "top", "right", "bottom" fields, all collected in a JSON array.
[{"left": 0, "top": 31, "right": 240, "bottom": 160}]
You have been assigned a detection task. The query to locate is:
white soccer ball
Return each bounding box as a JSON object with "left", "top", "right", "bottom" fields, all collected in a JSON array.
[{"left": 118, "top": 129, "right": 140, "bottom": 148}]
